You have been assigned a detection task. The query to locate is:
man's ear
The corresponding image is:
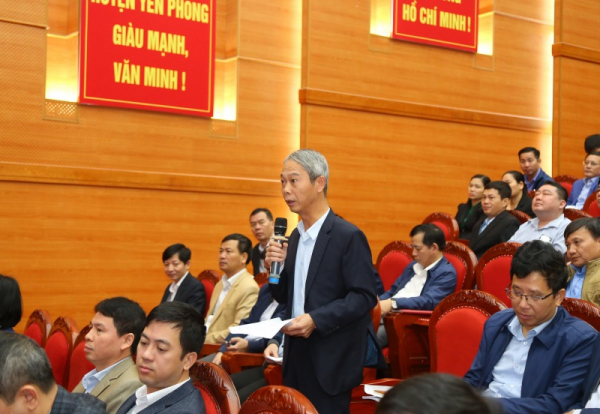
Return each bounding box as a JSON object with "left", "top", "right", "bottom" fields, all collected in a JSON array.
[
  {"left": 17, "top": 385, "right": 41, "bottom": 411},
  {"left": 182, "top": 352, "right": 198, "bottom": 371},
  {"left": 120, "top": 333, "right": 135, "bottom": 351},
  {"left": 315, "top": 176, "right": 326, "bottom": 194}
]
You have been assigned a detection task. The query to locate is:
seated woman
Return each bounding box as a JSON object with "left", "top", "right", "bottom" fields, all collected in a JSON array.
[
  {"left": 0, "top": 274, "right": 23, "bottom": 332},
  {"left": 455, "top": 174, "right": 490, "bottom": 240},
  {"left": 502, "top": 170, "right": 535, "bottom": 217}
]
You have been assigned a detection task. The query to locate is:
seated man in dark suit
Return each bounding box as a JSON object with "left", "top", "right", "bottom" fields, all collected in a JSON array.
[
  {"left": 567, "top": 335, "right": 600, "bottom": 413},
  {"left": 249, "top": 208, "right": 274, "bottom": 276},
  {"left": 468, "top": 181, "right": 521, "bottom": 259},
  {"left": 377, "top": 223, "right": 457, "bottom": 347},
  {"left": 160, "top": 243, "right": 206, "bottom": 317},
  {"left": 0, "top": 332, "right": 107, "bottom": 414},
  {"left": 519, "top": 147, "right": 554, "bottom": 191},
  {"left": 566, "top": 152, "right": 600, "bottom": 209},
  {"left": 117, "top": 302, "right": 206, "bottom": 414},
  {"left": 464, "top": 241, "right": 597, "bottom": 414},
  {"left": 73, "top": 297, "right": 146, "bottom": 414}
]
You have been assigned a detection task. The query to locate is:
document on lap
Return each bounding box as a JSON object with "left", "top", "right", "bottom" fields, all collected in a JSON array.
[{"left": 229, "top": 317, "right": 292, "bottom": 339}]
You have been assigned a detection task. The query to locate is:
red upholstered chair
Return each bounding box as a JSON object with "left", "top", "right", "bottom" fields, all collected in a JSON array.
[
  {"left": 239, "top": 386, "right": 317, "bottom": 414},
  {"left": 375, "top": 241, "right": 413, "bottom": 292},
  {"left": 254, "top": 272, "right": 269, "bottom": 287},
  {"left": 24, "top": 309, "right": 52, "bottom": 347},
  {"left": 507, "top": 209, "right": 531, "bottom": 224},
  {"left": 554, "top": 175, "right": 578, "bottom": 198},
  {"left": 562, "top": 298, "right": 600, "bottom": 331},
  {"left": 475, "top": 242, "right": 522, "bottom": 308},
  {"left": 584, "top": 191, "right": 600, "bottom": 217},
  {"left": 191, "top": 361, "right": 241, "bottom": 414},
  {"left": 422, "top": 212, "right": 459, "bottom": 241},
  {"left": 443, "top": 241, "right": 477, "bottom": 291},
  {"left": 198, "top": 269, "right": 221, "bottom": 318},
  {"left": 264, "top": 364, "right": 283, "bottom": 386},
  {"left": 45, "top": 316, "right": 78, "bottom": 388},
  {"left": 68, "top": 325, "right": 95, "bottom": 391},
  {"left": 429, "top": 290, "right": 507, "bottom": 376},
  {"left": 564, "top": 208, "right": 592, "bottom": 221}
]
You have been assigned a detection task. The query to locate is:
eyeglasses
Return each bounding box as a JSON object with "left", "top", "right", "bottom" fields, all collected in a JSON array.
[{"left": 505, "top": 288, "right": 553, "bottom": 303}]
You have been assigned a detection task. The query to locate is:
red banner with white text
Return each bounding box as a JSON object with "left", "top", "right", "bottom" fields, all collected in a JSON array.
[
  {"left": 392, "top": 0, "right": 478, "bottom": 53},
  {"left": 79, "top": 0, "right": 215, "bottom": 117}
]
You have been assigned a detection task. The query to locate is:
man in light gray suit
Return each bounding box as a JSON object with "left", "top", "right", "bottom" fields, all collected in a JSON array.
[
  {"left": 73, "top": 297, "right": 146, "bottom": 414},
  {"left": 117, "top": 302, "right": 206, "bottom": 414}
]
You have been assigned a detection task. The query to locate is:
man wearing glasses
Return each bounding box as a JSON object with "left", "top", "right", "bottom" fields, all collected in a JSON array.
[{"left": 464, "top": 240, "right": 597, "bottom": 414}]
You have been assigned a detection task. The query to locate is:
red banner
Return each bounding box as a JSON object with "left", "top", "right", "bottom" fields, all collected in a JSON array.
[
  {"left": 79, "top": 0, "right": 215, "bottom": 117},
  {"left": 392, "top": 0, "right": 478, "bottom": 53}
]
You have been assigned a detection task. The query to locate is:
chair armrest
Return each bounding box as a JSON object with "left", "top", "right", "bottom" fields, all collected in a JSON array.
[
  {"left": 264, "top": 364, "right": 283, "bottom": 385},
  {"left": 397, "top": 310, "right": 433, "bottom": 316},
  {"left": 221, "top": 352, "right": 265, "bottom": 375},
  {"left": 199, "top": 343, "right": 221, "bottom": 357}
]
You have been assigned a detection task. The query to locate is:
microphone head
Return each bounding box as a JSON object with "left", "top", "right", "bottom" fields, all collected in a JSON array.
[{"left": 274, "top": 217, "right": 287, "bottom": 236}]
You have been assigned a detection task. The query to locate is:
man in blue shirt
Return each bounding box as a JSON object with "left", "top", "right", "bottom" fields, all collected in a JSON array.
[
  {"left": 519, "top": 147, "right": 554, "bottom": 191},
  {"left": 566, "top": 152, "right": 600, "bottom": 209},
  {"left": 464, "top": 240, "right": 597, "bottom": 414},
  {"left": 377, "top": 223, "right": 456, "bottom": 347},
  {"left": 564, "top": 217, "right": 600, "bottom": 307}
]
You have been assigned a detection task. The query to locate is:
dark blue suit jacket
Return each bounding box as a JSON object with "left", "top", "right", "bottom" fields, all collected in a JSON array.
[
  {"left": 161, "top": 273, "right": 206, "bottom": 317},
  {"left": 527, "top": 168, "right": 554, "bottom": 191},
  {"left": 379, "top": 256, "right": 456, "bottom": 310},
  {"left": 117, "top": 380, "right": 205, "bottom": 414},
  {"left": 218, "top": 283, "right": 286, "bottom": 353},
  {"left": 464, "top": 307, "right": 597, "bottom": 414},
  {"left": 567, "top": 177, "right": 600, "bottom": 207},
  {"left": 270, "top": 210, "right": 382, "bottom": 396},
  {"left": 570, "top": 335, "right": 600, "bottom": 412}
]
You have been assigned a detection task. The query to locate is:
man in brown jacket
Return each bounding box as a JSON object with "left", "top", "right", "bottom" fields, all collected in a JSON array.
[{"left": 565, "top": 217, "right": 600, "bottom": 307}]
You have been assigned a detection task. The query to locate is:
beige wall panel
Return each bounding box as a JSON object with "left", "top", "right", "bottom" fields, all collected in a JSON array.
[
  {"left": 554, "top": 57, "right": 600, "bottom": 176},
  {"left": 1, "top": 180, "right": 291, "bottom": 333},
  {"left": 238, "top": 0, "right": 301, "bottom": 66},
  {"left": 556, "top": 0, "right": 600, "bottom": 49},
  {"left": 303, "top": 105, "right": 548, "bottom": 257},
  {"left": 0, "top": 0, "right": 47, "bottom": 26},
  {"left": 495, "top": 0, "right": 554, "bottom": 24},
  {"left": 216, "top": 0, "right": 238, "bottom": 59},
  {"left": 47, "top": 0, "right": 69, "bottom": 34},
  {"left": 303, "top": 0, "right": 552, "bottom": 119}
]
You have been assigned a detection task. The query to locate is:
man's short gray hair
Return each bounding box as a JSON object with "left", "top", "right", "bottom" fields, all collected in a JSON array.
[
  {"left": 0, "top": 333, "right": 55, "bottom": 404},
  {"left": 284, "top": 149, "right": 329, "bottom": 197}
]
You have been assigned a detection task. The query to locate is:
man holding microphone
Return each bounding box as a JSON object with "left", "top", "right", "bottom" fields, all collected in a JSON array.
[{"left": 265, "top": 149, "right": 382, "bottom": 414}]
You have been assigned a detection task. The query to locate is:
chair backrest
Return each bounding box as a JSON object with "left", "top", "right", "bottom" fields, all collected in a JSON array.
[
  {"left": 198, "top": 269, "right": 221, "bottom": 318},
  {"left": 475, "top": 242, "right": 522, "bottom": 308},
  {"left": 68, "top": 325, "right": 95, "bottom": 391},
  {"left": 254, "top": 272, "right": 269, "bottom": 287},
  {"left": 554, "top": 175, "right": 578, "bottom": 198},
  {"left": 507, "top": 209, "right": 531, "bottom": 224},
  {"left": 422, "top": 212, "right": 459, "bottom": 241},
  {"left": 528, "top": 190, "right": 536, "bottom": 199},
  {"left": 375, "top": 241, "right": 413, "bottom": 292},
  {"left": 443, "top": 241, "right": 477, "bottom": 291},
  {"left": 429, "top": 290, "right": 507, "bottom": 376},
  {"left": 240, "top": 386, "right": 318, "bottom": 414},
  {"left": 562, "top": 298, "right": 600, "bottom": 331},
  {"left": 24, "top": 309, "right": 52, "bottom": 347},
  {"left": 190, "top": 361, "right": 241, "bottom": 414},
  {"left": 584, "top": 190, "right": 600, "bottom": 217},
  {"left": 45, "top": 316, "right": 78, "bottom": 388},
  {"left": 564, "top": 208, "right": 592, "bottom": 221}
]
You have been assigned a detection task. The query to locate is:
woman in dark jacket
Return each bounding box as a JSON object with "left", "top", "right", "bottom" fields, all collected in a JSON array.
[
  {"left": 456, "top": 174, "right": 490, "bottom": 240},
  {"left": 502, "top": 170, "right": 535, "bottom": 217}
]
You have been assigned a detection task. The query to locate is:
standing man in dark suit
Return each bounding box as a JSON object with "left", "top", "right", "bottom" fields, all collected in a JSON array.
[
  {"left": 117, "top": 302, "right": 206, "bottom": 414},
  {"left": 160, "top": 243, "right": 206, "bottom": 317},
  {"left": 249, "top": 208, "right": 275, "bottom": 276},
  {"left": 0, "top": 332, "right": 107, "bottom": 414},
  {"left": 265, "top": 149, "right": 382, "bottom": 414},
  {"left": 469, "top": 181, "right": 521, "bottom": 259}
]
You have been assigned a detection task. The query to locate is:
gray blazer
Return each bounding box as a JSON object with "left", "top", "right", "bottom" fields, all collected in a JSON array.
[{"left": 116, "top": 380, "right": 205, "bottom": 414}]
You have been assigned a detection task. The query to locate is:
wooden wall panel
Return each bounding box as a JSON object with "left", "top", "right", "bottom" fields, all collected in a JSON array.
[
  {"left": 0, "top": 180, "right": 293, "bottom": 333},
  {"left": 0, "top": 0, "right": 46, "bottom": 27},
  {"left": 556, "top": 0, "right": 600, "bottom": 49}
]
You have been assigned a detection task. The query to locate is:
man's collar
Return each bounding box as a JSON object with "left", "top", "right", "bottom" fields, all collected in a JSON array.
[
  {"left": 222, "top": 268, "right": 246, "bottom": 285},
  {"left": 298, "top": 208, "right": 330, "bottom": 241}
]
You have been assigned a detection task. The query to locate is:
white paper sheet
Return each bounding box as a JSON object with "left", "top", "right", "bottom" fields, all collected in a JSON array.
[
  {"left": 229, "top": 317, "right": 292, "bottom": 339},
  {"left": 362, "top": 384, "right": 392, "bottom": 402}
]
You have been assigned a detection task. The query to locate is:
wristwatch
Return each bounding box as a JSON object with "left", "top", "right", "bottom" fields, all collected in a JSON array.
[{"left": 390, "top": 299, "right": 398, "bottom": 310}]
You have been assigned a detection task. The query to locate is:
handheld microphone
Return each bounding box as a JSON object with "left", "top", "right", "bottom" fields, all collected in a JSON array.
[{"left": 269, "top": 217, "right": 288, "bottom": 284}]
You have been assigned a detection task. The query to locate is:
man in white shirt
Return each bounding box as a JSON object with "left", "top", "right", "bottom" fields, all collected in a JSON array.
[
  {"left": 116, "top": 302, "right": 206, "bottom": 414},
  {"left": 204, "top": 233, "right": 259, "bottom": 344},
  {"left": 376, "top": 223, "right": 457, "bottom": 347},
  {"left": 509, "top": 181, "right": 571, "bottom": 253},
  {"left": 249, "top": 208, "right": 275, "bottom": 276},
  {"left": 160, "top": 243, "right": 206, "bottom": 317},
  {"left": 73, "top": 297, "right": 146, "bottom": 414}
]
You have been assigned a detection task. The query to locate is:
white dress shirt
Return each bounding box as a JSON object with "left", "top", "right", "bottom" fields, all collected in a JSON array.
[
  {"left": 167, "top": 272, "right": 190, "bottom": 302},
  {"left": 129, "top": 378, "right": 190, "bottom": 414},
  {"left": 81, "top": 357, "right": 129, "bottom": 393},
  {"left": 393, "top": 257, "right": 443, "bottom": 299}
]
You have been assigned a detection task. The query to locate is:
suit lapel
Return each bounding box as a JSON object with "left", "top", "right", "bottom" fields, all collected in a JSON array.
[
  {"left": 286, "top": 229, "right": 300, "bottom": 301},
  {"left": 304, "top": 210, "right": 334, "bottom": 296},
  {"left": 212, "top": 271, "right": 249, "bottom": 321},
  {"left": 139, "top": 381, "right": 193, "bottom": 414},
  {"left": 92, "top": 357, "right": 135, "bottom": 398},
  {"left": 173, "top": 273, "right": 191, "bottom": 302}
]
